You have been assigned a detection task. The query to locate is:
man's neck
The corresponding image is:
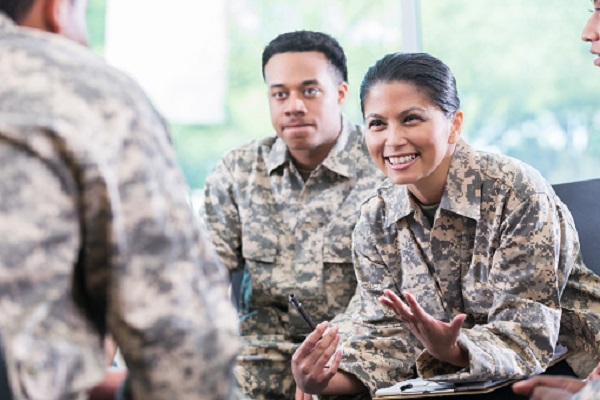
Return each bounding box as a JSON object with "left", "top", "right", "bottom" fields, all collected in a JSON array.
[
  {"left": 289, "top": 143, "right": 334, "bottom": 171},
  {"left": 288, "top": 115, "right": 343, "bottom": 170}
]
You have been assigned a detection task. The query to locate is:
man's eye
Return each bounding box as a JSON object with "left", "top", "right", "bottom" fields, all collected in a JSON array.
[
  {"left": 273, "top": 92, "right": 287, "bottom": 99},
  {"left": 304, "top": 88, "right": 320, "bottom": 96}
]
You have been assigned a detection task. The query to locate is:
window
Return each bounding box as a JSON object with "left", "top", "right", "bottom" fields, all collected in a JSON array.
[
  {"left": 88, "top": 0, "right": 600, "bottom": 189},
  {"left": 421, "top": 0, "right": 600, "bottom": 183}
]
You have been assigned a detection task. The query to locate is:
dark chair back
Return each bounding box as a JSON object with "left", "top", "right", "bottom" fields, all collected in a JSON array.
[
  {"left": 552, "top": 178, "right": 600, "bottom": 275},
  {"left": 230, "top": 269, "right": 244, "bottom": 310}
]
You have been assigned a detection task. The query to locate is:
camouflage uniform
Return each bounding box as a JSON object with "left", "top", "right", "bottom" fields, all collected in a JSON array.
[
  {"left": 203, "top": 116, "right": 384, "bottom": 399},
  {"left": 0, "top": 13, "right": 239, "bottom": 400},
  {"left": 572, "top": 379, "right": 600, "bottom": 399},
  {"left": 336, "top": 139, "right": 600, "bottom": 396}
]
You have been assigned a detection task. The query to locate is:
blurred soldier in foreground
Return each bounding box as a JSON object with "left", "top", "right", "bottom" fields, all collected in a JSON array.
[{"left": 0, "top": 0, "right": 239, "bottom": 399}]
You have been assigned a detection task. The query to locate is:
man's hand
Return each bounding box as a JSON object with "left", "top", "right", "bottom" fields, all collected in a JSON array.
[
  {"left": 380, "top": 289, "right": 468, "bottom": 367},
  {"left": 291, "top": 321, "right": 341, "bottom": 394},
  {"left": 512, "top": 375, "right": 586, "bottom": 399}
]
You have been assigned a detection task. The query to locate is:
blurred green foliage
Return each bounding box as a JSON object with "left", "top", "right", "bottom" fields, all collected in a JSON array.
[
  {"left": 422, "top": 0, "right": 600, "bottom": 183},
  {"left": 87, "top": 0, "right": 600, "bottom": 189},
  {"left": 87, "top": 0, "right": 105, "bottom": 54}
]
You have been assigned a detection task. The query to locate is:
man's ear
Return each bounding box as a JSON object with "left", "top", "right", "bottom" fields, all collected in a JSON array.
[
  {"left": 448, "top": 110, "right": 463, "bottom": 145},
  {"left": 42, "top": 0, "right": 62, "bottom": 34},
  {"left": 337, "top": 81, "right": 349, "bottom": 105}
]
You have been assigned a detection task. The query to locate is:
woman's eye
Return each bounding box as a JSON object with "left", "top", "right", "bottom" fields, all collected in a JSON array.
[
  {"left": 404, "top": 114, "right": 423, "bottom": 123},
  {"left": 368, "top": 120, "right": 384, "bottom": 129}
]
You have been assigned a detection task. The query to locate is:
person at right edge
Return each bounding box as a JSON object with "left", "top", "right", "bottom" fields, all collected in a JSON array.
[
  {"left": 202, "top": 31, "right": 384, "bottom": 399},
  {"left": 512, "top": 2, "right": 600, "bottom": 399},
  {"left": 0, "top": 0, "right": 240, "bottom": 399},
  {"left": 291, "top": 52, "right": 600, "bottom": 399}
]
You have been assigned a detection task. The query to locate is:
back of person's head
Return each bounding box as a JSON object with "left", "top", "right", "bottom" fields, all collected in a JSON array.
[
  {"left": 2, "top": 0, "right": 88, "bottom": 45},
  {"left": 261, "top": 30, "right": 348, "bottom": 83},
  {"left": 360, "top": 52, "right": 460, "bottom": 117},
  {"left": 0, "top": 0, "right": 35, "bottom": 22}
]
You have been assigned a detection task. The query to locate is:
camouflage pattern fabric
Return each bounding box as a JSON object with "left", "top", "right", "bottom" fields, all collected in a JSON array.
[
  {"left": 203, "top": 116, "right": 384, "bottom": 399},
  {"left": 336, "top": 139, "right": 600, "bottom": 396},
  {"left": 0, "top": 13, "right": 240, "bottom": 400},
  {"left": 572, "top": 378, "right": 600, "bottom": 399}
]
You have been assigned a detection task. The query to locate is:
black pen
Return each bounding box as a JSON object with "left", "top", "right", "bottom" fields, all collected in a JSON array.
[
  {"left": 400, "top": 383, "right": 413, "bottom": 392},
  {"left": 289, "top": 294, "right": 317, "bottom": 331}
]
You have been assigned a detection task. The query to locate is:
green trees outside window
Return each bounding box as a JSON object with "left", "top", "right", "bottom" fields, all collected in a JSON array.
[{"left": 87, "top": 0, "right": 600, "bottom": 190}]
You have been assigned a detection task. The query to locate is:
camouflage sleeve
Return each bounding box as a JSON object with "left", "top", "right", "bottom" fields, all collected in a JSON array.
[
  {"left": 107, "top": 183, "right": 240, "bottom": 399},
  {"left": 202, "top": 157, "right": 244, "bottom": 273},
  {"left": 336, "top": 203, "right": 422, "bottom": 395},
  {"left": 0, "top": 138, "right": 105, "bottom": 399},
  {"left": 572, "top": 379, "right": 600, "bottom": 400},
  {"left": 329, "top": 286, "right": 361, "bottom": 343},
  {"left": 418, "top": 193, "right": 563, "bottom": 381}
]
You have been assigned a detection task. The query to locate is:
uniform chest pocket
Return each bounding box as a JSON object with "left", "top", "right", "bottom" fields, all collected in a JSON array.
[
  {"left": 322, "top": 218, "right": 354, "bottom": 263},
  {"left": 241, "top": 224, "right": 278, "bottom": 263}
]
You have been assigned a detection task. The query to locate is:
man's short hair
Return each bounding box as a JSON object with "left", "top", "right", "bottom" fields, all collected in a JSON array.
[
  {"left": 261, "top": 30, "right": 348, "bottom": 83},
  {"left": 0, "top": 0, "right": 36, "bottom": 22}
]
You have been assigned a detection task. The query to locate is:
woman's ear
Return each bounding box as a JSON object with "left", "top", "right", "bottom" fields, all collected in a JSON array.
[{"left": 448, "top": 110, "right": 463, "bottom": 145}]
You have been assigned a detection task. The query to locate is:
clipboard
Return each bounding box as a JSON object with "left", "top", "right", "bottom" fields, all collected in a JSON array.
[
  {"left": 374, "top": 377, "right": 515, "bottom": 399},
  {"left": 373, "top": 344, "right": 569, "bottom": 399}
]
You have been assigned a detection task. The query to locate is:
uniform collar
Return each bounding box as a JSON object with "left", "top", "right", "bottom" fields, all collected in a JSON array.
[
  {"left": 266, "top": 113, "right": 358, "bottom": 179},
  {"left": 441, "top": 139, "right": 482, "bottom": 221},
  {"left": 383, "top": 139, "right": 481, "bottom": 228}
]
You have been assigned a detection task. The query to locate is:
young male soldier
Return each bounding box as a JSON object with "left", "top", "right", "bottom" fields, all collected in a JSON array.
[
  {"left": 203, "top": 30, "right": 384, "bottom": 399},
  {"left": 0, "top": 0, "right": 239, "bottom": 399}
]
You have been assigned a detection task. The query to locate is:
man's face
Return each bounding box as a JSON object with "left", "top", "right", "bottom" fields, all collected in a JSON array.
[
  {"left": 582, "top": 0, "right": 600, "bottom": 67},
  {"left": 263, "top": 51, "right": 348, "bottom": 165}
]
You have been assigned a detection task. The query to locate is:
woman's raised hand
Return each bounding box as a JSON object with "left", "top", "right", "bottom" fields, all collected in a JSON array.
[{"left": 380, "top": 289, "right": 468, "bottom": 367}]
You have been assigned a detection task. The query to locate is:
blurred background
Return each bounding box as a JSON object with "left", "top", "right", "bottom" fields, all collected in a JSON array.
[{"left": 87, "top": 0, "right": 600, "bottom": 195}]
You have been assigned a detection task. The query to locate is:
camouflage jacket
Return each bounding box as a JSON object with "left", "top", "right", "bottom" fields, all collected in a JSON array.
[
  {"left": 338, "top": 139, "right": 600, "bottom": 395},
  {"left": 203, "top": 116, "right": 384, "bottom": 341},
  {"left": 0, "top": 13, "right": 239, "bottom": 400}
]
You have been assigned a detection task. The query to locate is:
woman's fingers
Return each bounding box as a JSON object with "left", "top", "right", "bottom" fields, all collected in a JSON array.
[
  {"left": 292, "top": 323, "right": 340, "bottom": 377},
  {"left": 292, "top": 326, "right": 342, "bottom": 395},
  {"left": 403, "top": 292, "right": 431, "bottom": 322},
  {"left": 295, "top": 387, "right": 313, "bottom": 400},
  {"left": 314, "top": 328, "right": 340, "bottom": 370},
  {"left": 294, "top": 321, "right": 329, "bottom": 358},
  {"left": 448, "top": 314, "right": 467, "bottom": 336},
  {"left": 323, "top": 350, "right": 343, "bottom": 380},
  {"left": 381, "top": 289, "right": 414, "bottom": 321}
]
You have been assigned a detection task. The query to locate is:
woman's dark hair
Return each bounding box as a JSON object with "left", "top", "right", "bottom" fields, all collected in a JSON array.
[
  {"left": 360, "top": 52, "right": 460, "bottom": 117},
  {"left": 0, "top": 0, "right": 36, "bottom": 22},
  {"left": 262, "top": 30, "right": 348, "bottom": 83}
]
